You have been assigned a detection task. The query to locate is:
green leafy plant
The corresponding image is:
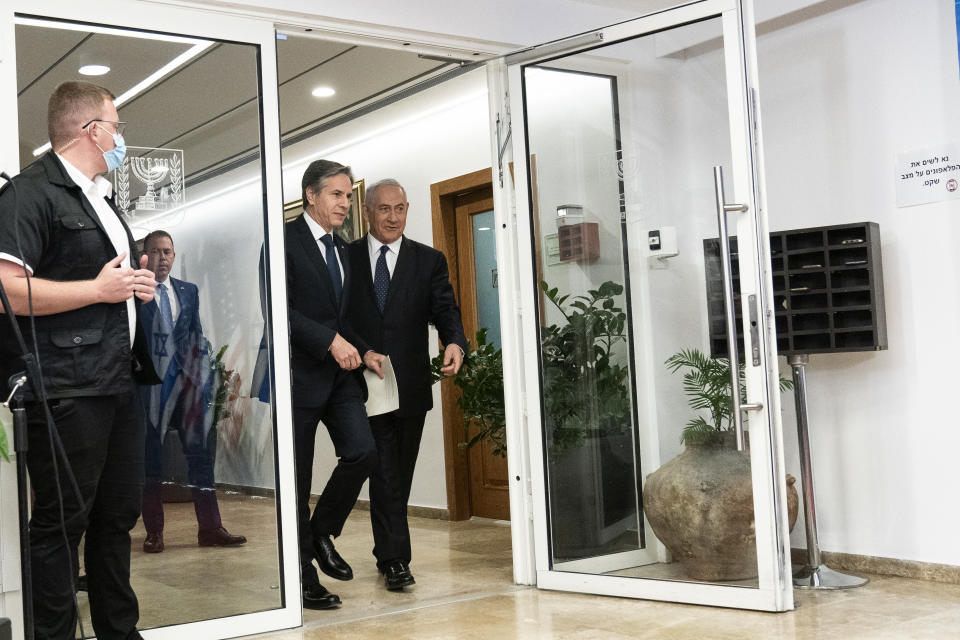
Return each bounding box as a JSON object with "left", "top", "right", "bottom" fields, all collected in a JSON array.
[
  {"left": 540, "top": 280, "right": 630, "bottom": 452},
  {"left": 665, "top": 347, "right": 792, "bottom": 447},
  {"left": 432, "top": 279, "right": 631, "bottom": 457},
  {"left": 431, "top": 328, "right": 506, "bottom": 456},
  {"left": 0, "top": 417, "right": 9, "bottom": 462}
]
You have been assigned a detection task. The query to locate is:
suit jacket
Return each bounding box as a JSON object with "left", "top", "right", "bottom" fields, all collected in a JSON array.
[
  {"left": 140, "top": 277, "right": 206, "bottom": 384},
  {"left": 286, "top": 215, "right": 369, "bottom": 408},
  {"left": 347, "top": 235, "right": 467, "bottom": 418},
  {"left": 140, "top": 276, "right": 211, "bottom": 435}
]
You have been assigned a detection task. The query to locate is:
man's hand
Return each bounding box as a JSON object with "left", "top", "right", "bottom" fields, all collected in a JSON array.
[
  {"left": 133, "top": 254, "right": 157, "bottom": 302},
  {"left": 94, "top": 253, "right": 136, "bottom": 303},
  {"left": 440, "top": 343, "right": 464, "bottom": 377},
  {"left": 329, "top": 333, "right": 362, "bottom": 370},
  {"left": 363, "top": 351, "right": 386, "bottom": 379}
]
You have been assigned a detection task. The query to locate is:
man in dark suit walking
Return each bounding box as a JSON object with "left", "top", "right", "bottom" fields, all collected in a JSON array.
[
  {"left": 347, "top": 178, "right": 467, "bottom": 590},
  {"left": 139, "top": 230, "right": 246, "bottom": 553},
  {"left": 286, "top": 159, "right": 385, "bottom": 609}
]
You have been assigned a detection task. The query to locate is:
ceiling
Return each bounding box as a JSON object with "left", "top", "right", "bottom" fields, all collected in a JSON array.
[{"left": 15, "top": 20, "right": 451, "bottom": 184}]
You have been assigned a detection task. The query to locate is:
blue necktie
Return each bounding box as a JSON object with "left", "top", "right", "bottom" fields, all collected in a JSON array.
[
  {"left": 374, "top": 245, "right": 390, "bottom": 312},
  {"left": 157, "top": 282, "right": 173, "bottom": 331},
  {"left": 320, "top": 234, "right": 342, "bottom": 301}
]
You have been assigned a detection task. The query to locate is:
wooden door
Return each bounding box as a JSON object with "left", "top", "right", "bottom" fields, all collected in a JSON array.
[{"left": 431, "top": 169, "right": 510, "bottom": 521}]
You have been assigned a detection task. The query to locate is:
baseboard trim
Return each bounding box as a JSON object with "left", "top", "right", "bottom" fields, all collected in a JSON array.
[
  {"left": 214, "top": 484, "right": 451, "bottom": 521},
  {"left": 791, "top": 548, "right": 960, "bottom": 585},
  {"left": 350, "top": 499, "right": 450, "bottom": 521},
  {"left": 215, "top": 483, "right": 275, "bottom": 499}
]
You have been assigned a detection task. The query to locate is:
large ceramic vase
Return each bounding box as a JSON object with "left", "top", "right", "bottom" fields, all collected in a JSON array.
[{"left": 642, "top": 441, "right": 799, "bottom": 581}]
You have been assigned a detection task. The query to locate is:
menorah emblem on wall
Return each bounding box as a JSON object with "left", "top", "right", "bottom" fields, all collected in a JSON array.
[
  {"left": 113, "top": 146, "right": 185, "bottom": 217},
  {"left": 130, "top": 157, "right": 169, "bottom": 210}
]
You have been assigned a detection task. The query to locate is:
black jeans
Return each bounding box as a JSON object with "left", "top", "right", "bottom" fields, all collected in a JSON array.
[
  {"left": 292, "top": 371, "right": 377, "bottom": 586},
  {"left": 27, "top": 389, "right": 145, "bottom": 640},
  {"left": 368, "top": 412, "right": 426, "bottom": 570}
]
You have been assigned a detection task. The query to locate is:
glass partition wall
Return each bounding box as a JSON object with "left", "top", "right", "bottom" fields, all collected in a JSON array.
[
  {"left": 5, "top": 2, "right": 299, "bottom": 637},
  {"left": 510, "top": 0, "right": 794, "bottom": 611}
]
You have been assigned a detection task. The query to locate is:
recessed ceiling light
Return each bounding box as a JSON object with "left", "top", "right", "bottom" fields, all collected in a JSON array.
[
  {"left": 311, "top": 86, "right": 336, "bottom": 98},
  {"left": 78, "top": 64, "right": 110, "bottom": 76}
]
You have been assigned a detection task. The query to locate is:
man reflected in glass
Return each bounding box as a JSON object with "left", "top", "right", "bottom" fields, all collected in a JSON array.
[{"left": 139, "top": 230, "right": 246, "bottom": 553}]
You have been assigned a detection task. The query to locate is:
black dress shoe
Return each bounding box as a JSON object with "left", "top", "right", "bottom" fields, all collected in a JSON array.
[
  {"left": 198, "top": 526, "right": 247, "bottom": 547},
  {"left": 382, "top": 560, "right": 415, "bottom": 591},
  {"left": 143, "top": 531, "right": 164, "bottom": 553},
  {"left": 314, "top": 536, "right": 353, "bottom": 581},
  {"left": 302, "top": 583, "right": 341, "bottom": 610}
]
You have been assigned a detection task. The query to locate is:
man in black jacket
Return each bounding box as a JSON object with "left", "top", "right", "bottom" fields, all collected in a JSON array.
[
  {"left": 347, "top": 178, "right": 467, "bottom": 590},
  {"left": 0, "top": 82, "right": 158, "bottom": 640},
  {"left": 285, "top": 159, "right": 384, "bottom": 609}
]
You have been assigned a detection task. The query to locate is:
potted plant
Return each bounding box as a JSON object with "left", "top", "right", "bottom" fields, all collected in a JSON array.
[
  {"left": 434, "top": 279, "right": 635, "bottom": 557},
  {"left": 642, "top": 347, "right": 799, "bottom": 581},
  {"left": 430, "top": 327, "right": 506, "bottom": 456},
  {"left": 432, "top": 279, "right": 630, "bottom": 457}
]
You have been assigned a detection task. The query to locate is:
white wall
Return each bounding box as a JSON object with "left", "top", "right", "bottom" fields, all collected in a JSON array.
[
  {"left": 278, "top": 69, "right": 492, "bottom": 510},
  {"left": 757, "top": 0, "right": 960, "bottom": 565},
  {"left": 516, "top": 0, "right": 960, "bottom": 568}
]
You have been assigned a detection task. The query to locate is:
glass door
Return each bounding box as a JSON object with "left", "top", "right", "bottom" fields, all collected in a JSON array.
[
  {"left": 506, "top": 0, "right": 794, "bottom": 610},
  {"left": 0, "top": 0, "right": 300, "bottom": 638}
]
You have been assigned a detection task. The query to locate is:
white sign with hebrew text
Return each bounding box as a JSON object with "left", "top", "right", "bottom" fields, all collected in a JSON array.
[{"left": 896, "top": 144, "right": 960, "bottom": 207}]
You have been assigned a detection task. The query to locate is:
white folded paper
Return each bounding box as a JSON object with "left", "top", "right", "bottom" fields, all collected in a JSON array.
[{"left": 364, "top": 355, "right": 399, "bottom": 417}]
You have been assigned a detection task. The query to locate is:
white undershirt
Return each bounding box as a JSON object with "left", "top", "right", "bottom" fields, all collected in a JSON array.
[
  {"left": 366, "top": 234, "right": 402, "bottom": 279},
  {"left": 156, "top": 277, "right": 180, "bottom": 323},
  {"left": 302, "top": 213, "right": 345, "bottom": 285}
]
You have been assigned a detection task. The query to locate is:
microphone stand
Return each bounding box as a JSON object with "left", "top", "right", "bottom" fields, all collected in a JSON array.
[{"left": 4, "top": 374, "right": 32, "bottom": 640}]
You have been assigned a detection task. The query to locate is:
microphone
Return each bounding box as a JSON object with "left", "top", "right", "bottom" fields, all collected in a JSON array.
[{"left": 0, "top": 171, "right": 10, "bottom": 182}]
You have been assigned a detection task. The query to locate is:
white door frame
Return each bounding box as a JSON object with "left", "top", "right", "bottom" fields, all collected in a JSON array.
[
  {"left": 497, "top": 0, "right": 794, "bottom": 611},
  {"left": 0, "top": 2, "right": 301, "bottom": 638}
]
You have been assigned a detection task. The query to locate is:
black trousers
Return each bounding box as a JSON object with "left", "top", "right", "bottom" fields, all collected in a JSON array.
[
  {"left": 142, "top": 380, "right": 221, "bottom": 533},
  {"left": 367, "top": 411, "right": 427, "bottom": 570},
  {"left": 292, "top": 371, "right": 377, "bottom": 586},
  {"left": 26, "top": 389, "right": 145, "bottom": 640}
]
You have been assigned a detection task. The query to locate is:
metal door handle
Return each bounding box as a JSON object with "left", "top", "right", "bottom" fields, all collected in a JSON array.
[{"left": 713, "top": 166, "right": 750, "bottom": 451}]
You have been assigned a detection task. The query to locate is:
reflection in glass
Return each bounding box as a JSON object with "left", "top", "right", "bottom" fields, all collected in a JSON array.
[
  {"left": 15, "top": 17, "right": 282, "bottom": 628},
  {"left": 472, "top": 210, "right": 501, "bottom": 349},
  {"left": 524, "top": 16, "right": 767, "bottom": 586}
]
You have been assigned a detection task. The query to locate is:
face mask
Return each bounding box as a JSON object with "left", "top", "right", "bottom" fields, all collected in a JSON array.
[{"left": 95, "top": 125, "right": 127, "bottom": 172}]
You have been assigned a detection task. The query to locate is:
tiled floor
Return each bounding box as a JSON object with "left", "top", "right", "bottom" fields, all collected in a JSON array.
[
  {"left": 260, "top": 513, "right": 960, "bottom": 640},
  {"left": 78, "top": 496, "right": 960, "bottom": 638}
]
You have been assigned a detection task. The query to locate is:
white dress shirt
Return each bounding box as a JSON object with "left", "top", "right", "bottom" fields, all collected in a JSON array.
[
  {"left": 366, "top": 234, "right": 403, "bottom": 279},
  {"left": 156, "top": 278, "right": 180, "bottom": 324},
  {"left": 302, "top": 213, "right": 345, "bottom": 285}
]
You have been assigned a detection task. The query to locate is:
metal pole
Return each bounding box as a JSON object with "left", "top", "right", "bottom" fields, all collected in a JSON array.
[
  {"left": 13, "top": 401, "right": 33, "bottom": 640},
  {"left": 789, "top": 354, "right": 868, "bottom": 589}
]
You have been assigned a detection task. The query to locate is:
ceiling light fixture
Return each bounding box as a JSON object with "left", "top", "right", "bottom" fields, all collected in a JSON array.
[
  {"left": 78, "top": 64, "right": 110, "bottom": 76},
  {"left": 311, "top": 86, "right": 336, "bottom": 98},
  {"left": 22, "top": 16, "right": 213, "bottom": 157}
]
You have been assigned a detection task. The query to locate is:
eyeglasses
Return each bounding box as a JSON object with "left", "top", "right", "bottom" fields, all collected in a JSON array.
[{"left": 82, "top": 119, "right": 127, "bottom": 137}]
